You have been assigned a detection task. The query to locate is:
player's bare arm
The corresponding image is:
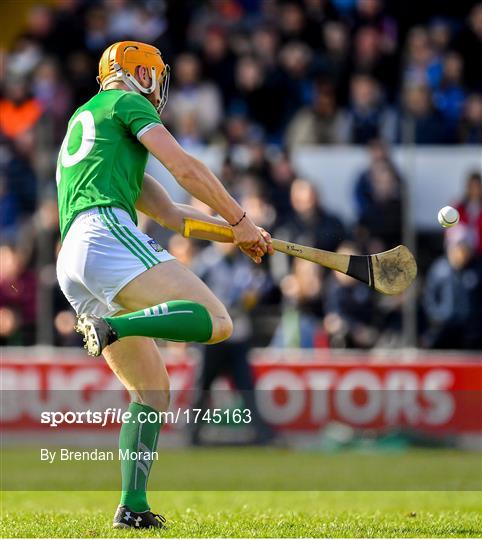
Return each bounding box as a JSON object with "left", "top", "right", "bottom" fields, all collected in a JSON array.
[
  {"left": 139, "top": 125, "right": 269, "bottom": 259},
  {"left": 136, "top": 173, "right": 272, "bottom": 262}
]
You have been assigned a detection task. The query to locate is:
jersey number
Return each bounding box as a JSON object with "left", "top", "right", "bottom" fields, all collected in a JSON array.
[{"left": 56, "top": 110, "right": 96, "bottom": 185}]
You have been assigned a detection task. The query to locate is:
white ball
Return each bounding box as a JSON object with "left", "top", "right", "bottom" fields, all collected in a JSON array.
[{"left": 438, "top": 206, "right": 460, "bottom": 228}]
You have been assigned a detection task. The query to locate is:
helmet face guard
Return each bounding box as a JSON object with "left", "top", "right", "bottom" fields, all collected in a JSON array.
[
  {"left": 98, "top": 41, "right": 170, "bottom": 114},
  {"left": 157, "top": 63, "right": 170, "bottom": 114}
]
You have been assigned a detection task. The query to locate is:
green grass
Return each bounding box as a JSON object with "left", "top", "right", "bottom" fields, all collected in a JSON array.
[
  {"left": 2, "top": 447, "right": 481, "bottom": 491},
  {"left": 1, "top": 490, "right": 481, "bottom": 538},
  {"left": 1, "top": 448, "right": 481, "bottom": 537}
]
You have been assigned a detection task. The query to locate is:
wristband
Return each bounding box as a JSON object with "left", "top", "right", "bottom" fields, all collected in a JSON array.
[{"left": 230, "top": 212, "right": 247, "bottom": 227}]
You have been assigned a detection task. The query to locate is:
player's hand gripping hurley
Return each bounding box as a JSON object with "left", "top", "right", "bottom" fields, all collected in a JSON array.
[{"left": 183, "top": 218, "right": 417, "bottom": 295}]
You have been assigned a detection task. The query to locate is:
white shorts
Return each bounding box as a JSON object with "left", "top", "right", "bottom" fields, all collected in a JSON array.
[{"left": 57, "top": 206, "right": 175, "bottom": 317}]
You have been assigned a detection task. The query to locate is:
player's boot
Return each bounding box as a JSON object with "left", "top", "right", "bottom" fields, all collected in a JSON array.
[
  {"left": 75, "top": 314, "right": 118, "bottom": 356},
  {"left": 112, "top": 505, "right": 167, "bottom": 529}
]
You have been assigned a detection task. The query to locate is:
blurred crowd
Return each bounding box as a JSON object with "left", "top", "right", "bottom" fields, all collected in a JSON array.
[{"left": 1, "top": 0, "right": 482, "bottom": 350}]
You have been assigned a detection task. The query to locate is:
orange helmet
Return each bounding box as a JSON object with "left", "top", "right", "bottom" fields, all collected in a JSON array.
[{"left": 98, "top": 41, "right": 170, "bottom": 112}]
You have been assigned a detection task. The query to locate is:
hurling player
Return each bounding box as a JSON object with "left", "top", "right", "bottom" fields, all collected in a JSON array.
[{"left": 56, "top": 41, "right": 271, "bottom": 528}]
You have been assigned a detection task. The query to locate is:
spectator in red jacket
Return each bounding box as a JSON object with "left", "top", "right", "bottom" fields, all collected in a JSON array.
[{"left": 455, "top": 171, "right": 482, "bottom": 255}]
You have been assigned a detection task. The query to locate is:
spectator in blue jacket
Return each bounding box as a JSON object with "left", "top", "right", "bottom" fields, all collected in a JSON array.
[
  {"left": 433, "top": 52, "right": 467, "bottom": 140},
  {"left": 398, "top": 83, "right": 449, "bottom": 144},
  {"left": 423, "top": 225, "right": 482, "bottom": 349}
]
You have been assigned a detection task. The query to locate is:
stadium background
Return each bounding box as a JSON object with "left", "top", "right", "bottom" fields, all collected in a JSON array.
[
  {"left": 1, "top": 3, "right": 482, "bottom": 538},
  {"left": 1, "top": 0, "right": 482, "bottom": 445}
]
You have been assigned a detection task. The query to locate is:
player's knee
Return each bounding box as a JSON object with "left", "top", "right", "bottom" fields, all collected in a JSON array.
[
  {"left": 137, "top": 387, "right": 170, "bottom": 413},
  {"left": 208, "top": 311, "right": 233, "bottom": 344}
]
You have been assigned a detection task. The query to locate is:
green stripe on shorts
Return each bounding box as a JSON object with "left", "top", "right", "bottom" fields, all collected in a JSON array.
[
  {"left": 98, "top": 207, "right": 152, "bottom": 269},
  {"left": 105, "top": 207, "right": 159, "bottom": 267}
]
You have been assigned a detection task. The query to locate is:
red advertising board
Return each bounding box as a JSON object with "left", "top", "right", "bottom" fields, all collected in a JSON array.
[{"left": 1, "top": 349, "right": 481, "bottom": 433}]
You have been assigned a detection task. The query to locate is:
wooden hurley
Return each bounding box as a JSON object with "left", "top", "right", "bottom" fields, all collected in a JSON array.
[{"left": 183, "top": 218, "right": 417, "bottom": 295}]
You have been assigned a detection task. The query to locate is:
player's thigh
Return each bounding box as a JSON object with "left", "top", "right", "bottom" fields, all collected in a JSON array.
[
  {"left": 113, "top": 259, "right": 232, "bottom": 343},
  {"left": 103, "top": 336, "right": 169, "bottom": 412}
]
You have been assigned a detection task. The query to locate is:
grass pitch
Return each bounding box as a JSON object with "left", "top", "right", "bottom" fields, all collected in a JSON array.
[
  {"left": 2, "top": 490, "right": 481, "bottom": 538},
  {"left": 1, "top": 448, "right": 481, "bottom": 537},
  {"left": 2, "top": 447, "right": 480, "bottom": 491}
]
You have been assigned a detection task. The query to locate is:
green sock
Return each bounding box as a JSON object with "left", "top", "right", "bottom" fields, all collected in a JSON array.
[
  {"left": 119, "top": 402, "right": 161, "bottom": 512},
  {"left": 105, "top": 300, "right": 213, "bottom": 343}
]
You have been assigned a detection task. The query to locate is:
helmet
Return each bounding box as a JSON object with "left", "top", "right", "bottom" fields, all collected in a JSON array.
[{"left": 98, "top": 41, "right": 170, "bottom": 113}]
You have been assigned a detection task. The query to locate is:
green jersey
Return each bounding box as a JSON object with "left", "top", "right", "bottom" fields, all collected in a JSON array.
[{"left": 56, "top": 89, "right": 162, "bottom": 239}]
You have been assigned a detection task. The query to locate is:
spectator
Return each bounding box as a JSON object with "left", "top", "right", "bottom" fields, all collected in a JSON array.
[
  {"left": 423, "top": 225, "right": 482, "bottom": 349},
  {"left": 252, "top": 25, "right": 279, "bottom": 71},
  {"left": 285, "top": 81, "right": 343, "bottom": 148},
  {"left": 353, "top": 0, "right": 398, "bottom": 55},
  {"left": 106, "top": 0, "right": 141, "bottom": 40},
  {"left": 353, "top": 139, "right": 401, "bottom": 218},
  {"left": 398, "top": 84, "right": 448, "bottom": 144},
  {"left": 338, "top": 74, "right": 396, "bottom": 144},
  {"left": 28, "top": 197, "right": 60, "bottom": 265},
  {"left": 32, "top": 59, "right": 72, "bottom": 144},
  {"left": 402, "top": 27, "right": 442, "bottom": 88},
  {"left": 0, "top": 78, "right": 43, "bottom": 140},
  {"left": 277, "top": 42, "right": 314, "bottom": 128},
  {"left": 356, "top": 159, "right": 402, "bottom": 248},
  {"left": 46, "top": 0, "right": 85, "bottom": 62},
  {"left": 191, "top": 241, "right": 274, "bottom": 444},
  {"left": 455, "top": 3, "right": 482, "bottom": 91},
  {"left": 278, "top": 2, "right": 320, "bottom": 48},
  {"left": 2, "top": 130, "right": 38, "bottom": 232},
  {"left": 428, "top": 18, "right": 453, "bottom": 57},
  {"left": 66, "top": 52, "right": 99, "bottom": 108},
  {"left": 222, "top": 112, "right": 252, "bottom": 146},
  {"left": 271, "top": 258, "right": 325, "bottom": 348},
  {"left": 240, "top": 189, "right": 277, "bottom": 235},
  {"left": 279, "top": 178, "right": 345, "bottom": 252},
  {"left": 266, "top": 151, "right": 296, "bottom": 218},
  {"left": 318, "top": 21, "right": 350, "bottom": 100},
  {"left": 0, "top": 170, "right": 19, "bottom": 241},
  {"left": 167, "top": 53, "right": 223, "bottom": 141},
  {"left": 244, "top": 141, "right": 272, "bottom": 184},
  {"left": 455, "top": 172, "right": 482, "bottom": 255},
  {"left": 217, "top": 157, "right": 240, "bottom": 193},
  {"left": 230, "top": 55, "right": 283, "bottom": 138},
  {"left": 271, "top": 177, "right": 343, "bottom": 288},
  {"left": 323, "top": 242, "right": 378, "bottom": 348},
  {"left": 433, "top": 52, "right": 466, "bottom": 133},
  {"left": 107, "top": 0, "right": 165, "bottom": 42},
  {"left": 83, "top": 6, "right": 110, "bottom": 58},
  {"left": 7, "top": 36, "right": 43, "bottom": 78},
  {"left": 0, "top": 244, "right": 37, "bottom": 345},
  {"left": 21, "top": 5, "right": 56, "bottom": 57},
  {"left": 54, "top": 309, "right": 82, "bottom": 347},
  {"left": 131, "top": 4, "right": 166, "bottom": 44},
  {"left": 349, "top": 26, "right": 398, "bottom": 100},
  {"left": 458, "top": 93, "right": 482, "bottom": 143},
  {"left": 200, "top": 26, "right": 236, "bottom": 105},
  {"left": 374, "top": 292, "right": 404, "bottom": 349},
  {"left": 194, "top": 241, "right": 272, "bottom": 345}
]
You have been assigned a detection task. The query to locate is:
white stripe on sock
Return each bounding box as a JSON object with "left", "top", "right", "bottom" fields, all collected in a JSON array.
[{"left": 128, "top": 310, "right": 193, "bottom": 320}]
